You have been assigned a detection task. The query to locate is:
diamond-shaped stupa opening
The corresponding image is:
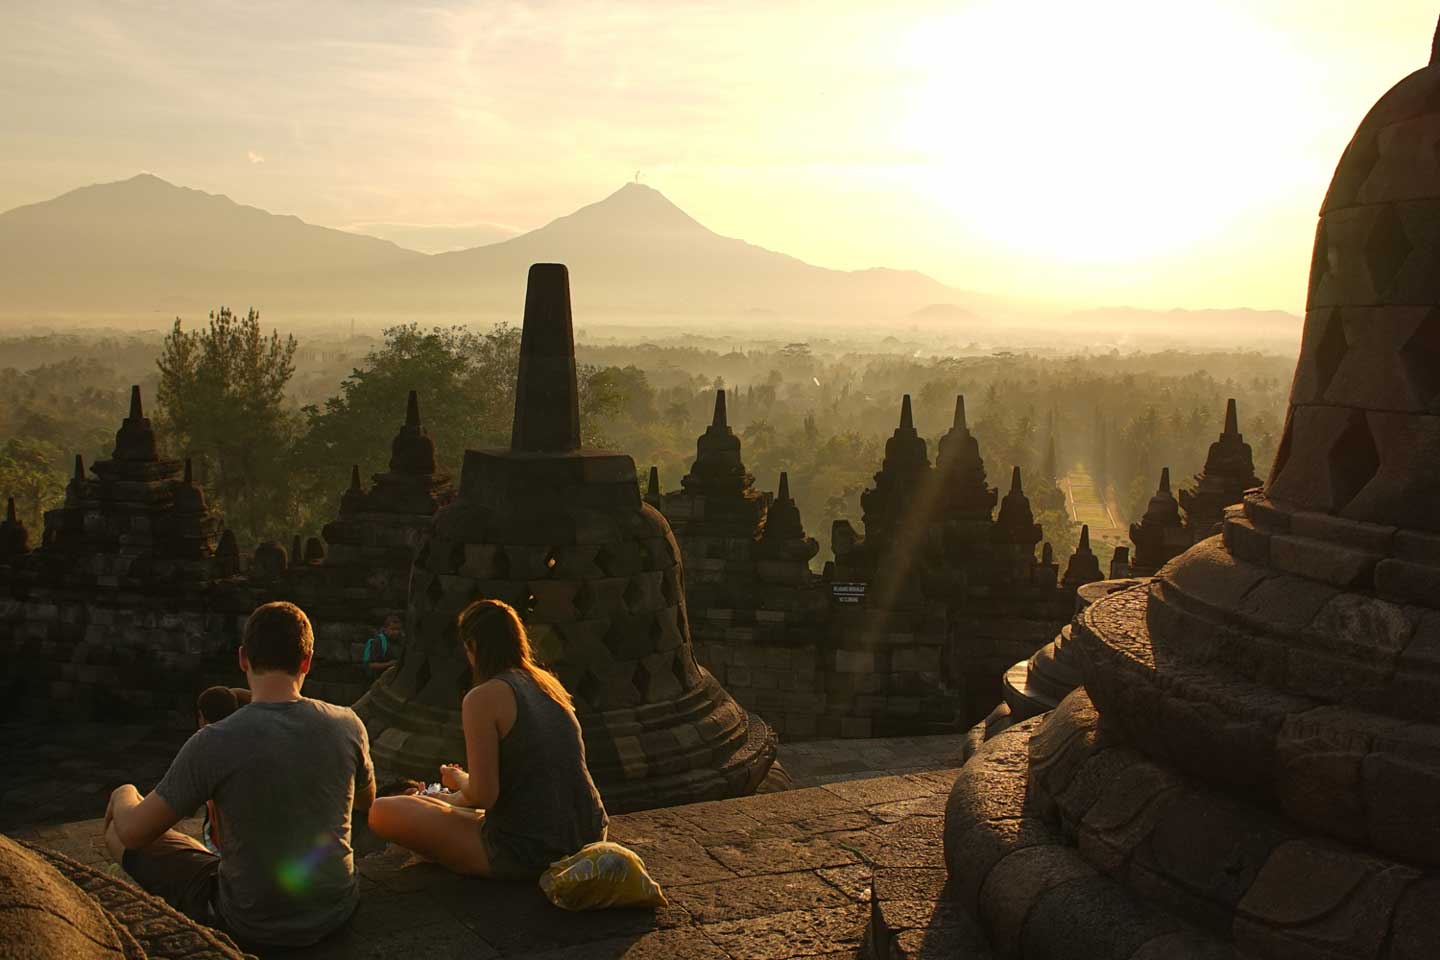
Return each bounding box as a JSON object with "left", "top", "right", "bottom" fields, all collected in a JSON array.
[{"left": 1325, "top": 409, "right": 1380, "bottom": 510}]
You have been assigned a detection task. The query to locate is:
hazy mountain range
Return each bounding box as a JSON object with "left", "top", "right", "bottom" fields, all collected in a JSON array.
[
  {"left": 0, "top": 174, "right": 969, "bottom": 322},
  {"left": 0, "top": 174, "right": 1303, "bottom": 347}
]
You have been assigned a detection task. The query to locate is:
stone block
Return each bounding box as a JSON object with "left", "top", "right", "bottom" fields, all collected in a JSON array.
[
  {"left": 1290, "top": 511, "right": 1396, "bottom": 553},
  {"left": 1303, "top": 592, "right": 1415, "bottom": 656},
  {"left": 1270, "top": 534, "right": 1379, "bottom": 589},
  {"left": 1361, "top": 752, "right": 1440, "bottom": 863},
  {"left": 978, "top": 845, "right": 1098, "bottom": 957},
  {"left": 892, "top": 647, "right": 941, "bottom": 673},
  {"left": 1235, "top": 839, "right": 1419, "bottom": 960},
  {"left": 1224, "top": 517, "right": 1271, "bottom": 564},
  {"left": 1394, "top": 529, "right": 1440, "bottom": 565},
  {"left": 1375, "top": 557, "right": 1440, "bottom": 605},
  {"left": 1244, "top": 497, "right": 1293, "bottom": 532},
  {"left": 1389, "top": 875, "right": 1440, "bottom": 960},
  {"left": 839, "top": 717, "right": 872, "bottom": 738},
  {"left": 834, "top": 649, "right": 874, "bottom": 673},
  {"left": 784, "top": 713, "right": 818, "bottom": 740}
]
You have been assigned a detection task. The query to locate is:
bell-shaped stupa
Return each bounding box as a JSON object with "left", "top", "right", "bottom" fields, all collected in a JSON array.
[{"left": 356, "top": 264, "right": 776, "bottom": 811}]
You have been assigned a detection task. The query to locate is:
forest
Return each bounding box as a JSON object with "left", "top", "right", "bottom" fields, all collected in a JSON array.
[{"left": 0, "top": 311, "right": 1295, "bottom": 569}]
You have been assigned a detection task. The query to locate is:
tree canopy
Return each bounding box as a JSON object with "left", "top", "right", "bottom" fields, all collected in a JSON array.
[{"left": 156, "top": 307, "right": 298, "bottom": 542}]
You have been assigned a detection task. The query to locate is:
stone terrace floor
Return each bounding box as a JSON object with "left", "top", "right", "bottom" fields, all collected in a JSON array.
[
  {"left": 0, "top": 719, "right": 970, "bottom": 833},
  {"left": 3, "top": 723, "right": 980, "bottom": 959}
]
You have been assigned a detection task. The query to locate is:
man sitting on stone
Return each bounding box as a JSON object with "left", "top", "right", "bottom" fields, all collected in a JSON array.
[{"left": 103, "top": 601, "right": 377, "bottom": 950}]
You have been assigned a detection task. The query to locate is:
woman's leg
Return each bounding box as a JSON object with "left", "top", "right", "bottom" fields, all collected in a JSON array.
[{"left": 367, "top": 795, "right": 492, "bottom": 876}]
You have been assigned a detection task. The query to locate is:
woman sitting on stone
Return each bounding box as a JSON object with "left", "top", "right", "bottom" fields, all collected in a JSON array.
[{"left": 367, "top": 599, "right": 608, "bottom": 878}]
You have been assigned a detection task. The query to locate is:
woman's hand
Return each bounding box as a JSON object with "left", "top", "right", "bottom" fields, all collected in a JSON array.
[{"left": 440, "top": 764, "right": 469, "bottom": 793}]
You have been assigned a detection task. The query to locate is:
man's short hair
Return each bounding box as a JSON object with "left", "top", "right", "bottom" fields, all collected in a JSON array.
[{"left": 242, "top": 602, "right": 314, "bottom": 675}]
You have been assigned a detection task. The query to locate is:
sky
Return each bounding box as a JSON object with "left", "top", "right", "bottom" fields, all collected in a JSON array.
[{"left": 2, "top": 1, "right": 1437, "bottom": 313}]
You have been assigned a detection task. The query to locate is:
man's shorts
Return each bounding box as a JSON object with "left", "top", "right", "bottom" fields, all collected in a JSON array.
[{"left": 121, "top": 828, "right": 221, "bottom": 923}]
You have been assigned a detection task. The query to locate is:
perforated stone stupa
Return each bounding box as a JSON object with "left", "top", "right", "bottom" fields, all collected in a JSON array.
[
  {"left": 944, "top": 29, "right": 1440, "bottom": 958},
  {"left": 355, "top": 264, "right": 776, "bottom": 811}
]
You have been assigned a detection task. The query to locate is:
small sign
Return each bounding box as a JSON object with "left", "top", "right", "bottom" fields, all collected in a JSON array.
[{"left": 832, "top": 581, "right": 866, "bottom": 606}]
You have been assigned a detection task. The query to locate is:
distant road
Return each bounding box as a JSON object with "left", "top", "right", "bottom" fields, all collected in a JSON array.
[{"left": 1061, "top": 466, "right": 1127, "bottom": 547}]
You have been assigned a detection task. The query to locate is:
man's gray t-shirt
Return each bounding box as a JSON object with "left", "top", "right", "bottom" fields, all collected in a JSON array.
[{"left": 156, "top": 698, "right": 373, "bottom": 947}]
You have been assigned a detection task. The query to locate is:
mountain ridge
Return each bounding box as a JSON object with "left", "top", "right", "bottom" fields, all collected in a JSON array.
[{"left": 0, "top": 174, "right": 977, "bottom": 320}]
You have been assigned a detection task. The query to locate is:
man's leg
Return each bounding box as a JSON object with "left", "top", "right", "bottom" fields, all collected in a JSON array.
[
  {"left": 105, "top": 791, "right": 220, "bottom": 923},
  {"left": 103, "top": 788, "right": 140, "bottom": 864}
]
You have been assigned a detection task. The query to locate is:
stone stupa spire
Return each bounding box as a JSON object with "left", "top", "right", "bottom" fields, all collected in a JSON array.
[
  {"left": 994, "top": 464, "right": 1043, "bottom": 551},
  {"left": 1060, "top": 522, "right": 1102, "bottom": 588},
  {"left": 112, "top": 384, "right": 158, "bottom": 462},
  {"left": 1128, "top": 466, "right": 1189, "bottom": 575},
  {"left": 1180, "top": 397, "right": 1262, "bottom": 535},
  {"left": 935, "top": 394, "right": 997, "bottom": 520},
  {"left": 680, "top": 389, "right": 754, "bottom": 499},
  {"left": 859, "top": 394, "right": 931, "bottom": 541},
  {"left": 511, "top": 263, "right": 580, "bottom": 453},
  {"left": 756, "top": 470, "right": 819, "bottom": 564},
  {"left": 389, "top": 390, "right": 437, "bottom": 475}
]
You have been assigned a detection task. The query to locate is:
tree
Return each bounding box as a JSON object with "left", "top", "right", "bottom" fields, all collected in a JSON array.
[
  {"left": 156, "top": 307, "right": 298, "bottom": 543},
  {"left": 0, "top": 437, "right": 66, "bottom": 530}
]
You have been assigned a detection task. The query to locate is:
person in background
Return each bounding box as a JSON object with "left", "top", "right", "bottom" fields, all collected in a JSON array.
[
  {"left": 194, "top": 685, "right": 252, "bottom": 854},
  {"left": 103, "top": 602, "right": 376, "bottom": 950},
  {"left": 366, "top": 599, "right": 608, "bottom": 878},
  {"left": 362, "top": 613, "right": 403, "bottom": 672}
]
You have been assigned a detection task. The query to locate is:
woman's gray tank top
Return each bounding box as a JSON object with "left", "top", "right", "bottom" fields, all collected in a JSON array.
[{"left": 482, "top": 668, "right": 608, "bottom": 872}]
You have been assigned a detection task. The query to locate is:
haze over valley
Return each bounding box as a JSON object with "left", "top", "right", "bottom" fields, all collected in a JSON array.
[{"left": 0, "top": 173, "right": 1302, "bottom": 353}]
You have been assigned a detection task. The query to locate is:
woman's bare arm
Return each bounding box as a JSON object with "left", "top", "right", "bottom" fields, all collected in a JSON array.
[{"left": 457, "top": 680, "right": 507, "bottom": 809}]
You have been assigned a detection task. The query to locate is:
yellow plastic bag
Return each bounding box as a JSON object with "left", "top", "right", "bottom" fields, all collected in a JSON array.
[{"left": 539, "top": 841, "right": 668, "bottom": 911}]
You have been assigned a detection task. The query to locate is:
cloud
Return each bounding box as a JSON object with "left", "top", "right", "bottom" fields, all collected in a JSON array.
[{"left": 247, "top": 149, "right": 265, "bottom": 164}]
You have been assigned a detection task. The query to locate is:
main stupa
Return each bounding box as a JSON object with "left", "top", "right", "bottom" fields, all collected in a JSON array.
[
  {"left": 943, "top": 21, "right": 1440, "bottom": 959},
  {"left": 356, "top": 264, "right": 776, "bottom": 812}
]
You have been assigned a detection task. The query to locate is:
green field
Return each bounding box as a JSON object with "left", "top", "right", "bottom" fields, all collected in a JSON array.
[{"left": 1062, "top": 466, "right": 1125, "bottom": 571}]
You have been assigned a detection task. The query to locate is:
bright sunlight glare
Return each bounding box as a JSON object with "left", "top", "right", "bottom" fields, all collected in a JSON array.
[{"left": 899, "top": 1, "right": 1323, "bottom": 265}]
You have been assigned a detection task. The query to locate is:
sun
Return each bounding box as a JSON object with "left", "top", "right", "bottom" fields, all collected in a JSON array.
[{"left": 896, "top": 0, "right": 1319, "bottom": 267}]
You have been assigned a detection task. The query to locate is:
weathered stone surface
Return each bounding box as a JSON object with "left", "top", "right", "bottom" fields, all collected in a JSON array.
[
  {"left": 977, "top": 845, "right": 1096, "bottom": 956},
  {"left": 1235, "top": 840, "right": 1419, "bottom": 960},
  {"left": 1388, "top": 874, "right": 1440, "bottom": 960},
  {"left": 667, "top": 870, "right": 851, "bottom": 924},
  {"left": 700, "top": 903, "right": 868, "bottom": 960},
  {"left": 0, "top": 834, "right": 130, "bottom": 958}
]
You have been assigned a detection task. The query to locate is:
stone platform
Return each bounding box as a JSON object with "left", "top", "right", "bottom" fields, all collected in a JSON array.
[
  {"left": 12, "top": 770, "right": 968, "bottom": 960},
  {"left": 0, "top": 718, "right": 985, "bottom": 959}
]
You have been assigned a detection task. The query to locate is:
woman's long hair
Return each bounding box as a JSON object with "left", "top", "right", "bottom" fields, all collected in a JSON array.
[{"left": 457, "top": 599, "right": 574, "bottom": 711}]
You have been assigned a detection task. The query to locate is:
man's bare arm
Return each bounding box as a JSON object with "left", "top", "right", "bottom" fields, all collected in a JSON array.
[{"left": 109, "top": 785, "right": 182, "bottom": 850}]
